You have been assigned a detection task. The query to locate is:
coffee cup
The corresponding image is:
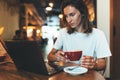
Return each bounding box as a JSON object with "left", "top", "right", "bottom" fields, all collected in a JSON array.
[{"left": 64, "top": 51, "right": 82, "bottom": 61}]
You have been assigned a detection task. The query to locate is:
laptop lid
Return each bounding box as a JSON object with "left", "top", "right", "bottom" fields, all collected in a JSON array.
[{"left": 5, "top": 40, "right": 63, "bottom": 75}]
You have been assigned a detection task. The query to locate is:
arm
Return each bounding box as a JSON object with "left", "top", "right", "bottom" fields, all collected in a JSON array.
[
  {"left": 94, "top": 58, "right": 107, "bottom": 70},
  {"left": 47, "top": 48, "right": 57, "bottom": 62}
]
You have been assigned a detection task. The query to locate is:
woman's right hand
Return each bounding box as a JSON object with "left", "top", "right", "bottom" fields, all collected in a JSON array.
[{"left": 55, "top": 50, "right": 68, "bottom": 62}]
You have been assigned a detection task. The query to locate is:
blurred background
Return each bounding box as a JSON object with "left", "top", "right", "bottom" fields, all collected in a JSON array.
[{"left": 0, "top": 0, "right": 96, "bottom": 41}]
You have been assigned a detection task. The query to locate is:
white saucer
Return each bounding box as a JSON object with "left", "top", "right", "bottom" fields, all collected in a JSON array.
[{"left": 63, "top": 66, "right": 88, "bottom": 76}]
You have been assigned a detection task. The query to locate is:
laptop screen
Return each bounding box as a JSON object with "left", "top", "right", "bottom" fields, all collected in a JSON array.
[{"left": 5, "top": 40, "right": 50, "bottom": 75}]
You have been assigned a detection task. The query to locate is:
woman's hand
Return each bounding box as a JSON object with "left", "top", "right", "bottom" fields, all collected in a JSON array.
[
  {"left": 81, "top": 55, "right": 96, "bottom": 69},
  {"left": 48, "top": 48, "right": 67, "bottom": 62},
  {"left": 81, "top": 55, "right": 107, "bottom": 70},
  {"left": 55, "top": 50, "right": 68, "bottom": 62}
]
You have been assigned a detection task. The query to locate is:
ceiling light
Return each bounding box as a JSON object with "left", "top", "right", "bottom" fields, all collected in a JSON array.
[
  {"left": 58, "top": 14, "right": 63, "bottom": 19},
  {"left": 49, "top": 2, "right": 54, "bottom": 7},
  {"left": 46, "top": 6, "right": 52, "bottom": 11}
]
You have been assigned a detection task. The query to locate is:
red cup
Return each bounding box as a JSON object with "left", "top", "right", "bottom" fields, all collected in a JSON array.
[{"left": 64, "top": 51, "right": 82, "bottom": 61}]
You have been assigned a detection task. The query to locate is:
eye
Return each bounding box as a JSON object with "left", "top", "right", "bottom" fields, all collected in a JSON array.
[
  {"left": 70, "top": 13, "right": 75, "bottom": 17},
  {"left": 64, "top": 13, "right": 75, "bottom": 19}
]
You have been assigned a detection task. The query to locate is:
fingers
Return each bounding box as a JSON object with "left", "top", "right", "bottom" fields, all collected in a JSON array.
[
  {"left": 81, "top": 55, "right": 96, "bottom": 69},
  {"left": 55, "top": 51, "right": 67, "bottom": 61}
]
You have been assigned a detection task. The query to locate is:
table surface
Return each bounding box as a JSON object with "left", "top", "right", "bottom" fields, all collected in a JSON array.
[{"left": 0, "top": 62, "right": 105, "bottom": 80}]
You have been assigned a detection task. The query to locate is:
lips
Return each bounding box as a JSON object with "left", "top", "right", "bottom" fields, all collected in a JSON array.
[{"left": 69, "top": 23, "right": 74, "bottom": 26}]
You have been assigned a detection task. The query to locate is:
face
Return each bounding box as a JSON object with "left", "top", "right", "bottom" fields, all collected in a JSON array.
[{"left": 64, "top": 5, "right": 82, "bottom": 28}]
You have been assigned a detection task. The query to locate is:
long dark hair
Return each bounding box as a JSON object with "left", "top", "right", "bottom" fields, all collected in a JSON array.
[{"left": 61, "top": 0, "right": 93, "bottom": 34}]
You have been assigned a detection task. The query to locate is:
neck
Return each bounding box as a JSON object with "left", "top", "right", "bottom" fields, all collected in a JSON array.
[{"left": 75, "top": 25, "right": 84, "bottom": 33}]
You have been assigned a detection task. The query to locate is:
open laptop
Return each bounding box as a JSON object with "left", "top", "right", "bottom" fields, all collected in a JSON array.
[{"left": 5, "top": 40, "right": 64, "bottom": 75}]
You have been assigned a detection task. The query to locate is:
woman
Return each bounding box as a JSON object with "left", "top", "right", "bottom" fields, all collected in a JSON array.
[{"left": 48, "top": 0, "right": 111, "bottom": 70}]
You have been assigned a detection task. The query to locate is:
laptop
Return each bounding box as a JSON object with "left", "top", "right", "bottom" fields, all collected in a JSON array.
[{"left": 5, "top": 40, "right": 64, "bottom": 75}]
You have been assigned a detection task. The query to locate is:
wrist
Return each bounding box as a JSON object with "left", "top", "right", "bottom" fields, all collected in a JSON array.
[
  {"left": 93, "top": 58, "right": 106, "bottom": 71},
  {"left": 94, "top": 60, "right": 98, "bottom": 70}
]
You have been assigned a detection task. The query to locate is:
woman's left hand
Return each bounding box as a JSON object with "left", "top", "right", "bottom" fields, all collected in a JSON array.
[{"left": 81, "top": 55, "right": 96, "bottom": 69}]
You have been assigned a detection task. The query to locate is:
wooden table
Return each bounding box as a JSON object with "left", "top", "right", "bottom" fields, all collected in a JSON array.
[{"left": 0, "top": 62, "right": 105, "bottom": 80}]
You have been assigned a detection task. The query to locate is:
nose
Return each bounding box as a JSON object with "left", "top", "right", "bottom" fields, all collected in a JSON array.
[{"left": 66, "top": 16, "right": 72, "bottom": 23}]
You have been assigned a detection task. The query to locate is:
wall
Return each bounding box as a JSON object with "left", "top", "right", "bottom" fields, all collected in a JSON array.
[
  {"left": 0, "top": 2, "right": 19, "bottom": 40},
  {"left": 97, "top": 0, "right": 110, "bottom": 78}
]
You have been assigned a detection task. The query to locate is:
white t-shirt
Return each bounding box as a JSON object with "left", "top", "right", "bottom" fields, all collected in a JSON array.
[{"left": 53, "top": 28, "right": 111, "bottom": 58}]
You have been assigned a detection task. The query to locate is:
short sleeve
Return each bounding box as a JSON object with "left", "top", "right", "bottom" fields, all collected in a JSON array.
[{"left": 95, "top": 31, "right": 112, "bottom": 58}]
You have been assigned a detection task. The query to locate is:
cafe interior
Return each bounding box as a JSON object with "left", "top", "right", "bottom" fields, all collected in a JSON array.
[{"left": 0, "top": 0, "right": 119, "bottom": 80}]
